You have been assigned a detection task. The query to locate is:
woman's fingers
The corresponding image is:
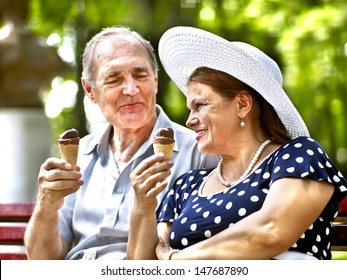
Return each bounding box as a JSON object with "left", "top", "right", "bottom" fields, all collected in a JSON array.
[
  {"left": 130, "top": 153, "right": 173, "bottom": 200},
  {"left": 146, "top": 180, "right": 168, "bottom": 198},
  {"left": 133, "top": 153, "right": 166, "bottom": 175},
  {"left": 131, "top": 153, "right": 172, "bottom": 182}
]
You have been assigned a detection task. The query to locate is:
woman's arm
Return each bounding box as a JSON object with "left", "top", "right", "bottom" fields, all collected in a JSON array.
[
  {"left": 156, "top": 222, "right": 173, "bottom": 260},
  {"left": 127, "top": 206, "right": 159, "bottom": 259},
  {"left": 168, "top": 177, "right": 334, "bottom": 260},
  {"left": 127, "top": 153, "right": 173, "bottom": 260}
]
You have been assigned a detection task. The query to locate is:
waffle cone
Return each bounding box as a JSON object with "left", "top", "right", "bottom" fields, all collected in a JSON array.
[
  {"left": 153, "top": 142, "right": 174, "bottom": 160},
  {"left": 58, "top": 143, "right": 79, "bottom": 170}
]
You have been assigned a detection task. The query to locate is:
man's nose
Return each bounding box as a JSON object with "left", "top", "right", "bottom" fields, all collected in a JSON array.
[{"left": 122, "top": 77, "right": 139, "bottom": 96}]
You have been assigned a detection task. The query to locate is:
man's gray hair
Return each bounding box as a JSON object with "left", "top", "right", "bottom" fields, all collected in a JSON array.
[{"left": 81, "top": 26, "right": 158, "bottom": 85}]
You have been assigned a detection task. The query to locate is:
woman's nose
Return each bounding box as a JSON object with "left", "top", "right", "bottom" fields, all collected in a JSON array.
[{"left": 186, "top": 113, "right": 198, "bottom": 128}]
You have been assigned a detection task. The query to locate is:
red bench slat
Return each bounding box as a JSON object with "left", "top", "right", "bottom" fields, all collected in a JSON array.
[
  {"left": 0, "top": 202, "right": 35, "bottom": 260},
  {"left": 0, "top": 225, "right": 27, "bottom": 245},
  {"left": 339, "top": 197, "right": 347, "bottom": 215},
  {"left": 0, "top": 252, "right": 27, "bottom": 260},
  {"left": 0, "top": 202, "right": 35, "bottom": 222}
]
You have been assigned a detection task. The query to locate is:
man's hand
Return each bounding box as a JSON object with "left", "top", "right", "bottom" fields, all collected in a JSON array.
[{"left": 38, "top": 157, "right": 84, "bottom": 210}]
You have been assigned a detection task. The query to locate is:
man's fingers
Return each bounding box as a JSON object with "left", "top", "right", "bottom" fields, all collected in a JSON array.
[
  {"left": 39, "top": 184, "right": 81, "bottom": 204},
  {"left": 42, "top": 157, "right": 73, "bottom": 171},
  {"left": 42, "top": 178, "right": 84, "bottom": 191}
]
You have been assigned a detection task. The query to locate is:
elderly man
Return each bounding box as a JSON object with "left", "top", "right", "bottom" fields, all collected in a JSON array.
[{"left": 24, "top": 26, "right": 219, "bottom": 260}]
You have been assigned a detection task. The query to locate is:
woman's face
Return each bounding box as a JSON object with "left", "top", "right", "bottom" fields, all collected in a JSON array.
[{"left": 186, "top": 82, "right": 240, "bottom": 155}]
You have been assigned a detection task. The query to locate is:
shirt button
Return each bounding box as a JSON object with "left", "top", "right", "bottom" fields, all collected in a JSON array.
[
  {"left": 116, "top": 189, "right": 122, "bottom": 193},
  {"left": 86, "top": 255, "right": 93, "bottom": 260},
  {"left": 108, "top": 215, "right": 114, "bottom": 220}
]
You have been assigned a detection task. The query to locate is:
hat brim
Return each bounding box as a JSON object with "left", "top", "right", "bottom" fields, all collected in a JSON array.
[{"left": 158, "top": 26, "right": 309, "bottom": 139}]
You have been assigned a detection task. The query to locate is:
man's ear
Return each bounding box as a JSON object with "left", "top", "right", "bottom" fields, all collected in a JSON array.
[
  {"left": 81, "top": 78, "right": 96, "bottom": 104},
  {"left": 153, "top": 71, "right": 159, "bottom": 96}
]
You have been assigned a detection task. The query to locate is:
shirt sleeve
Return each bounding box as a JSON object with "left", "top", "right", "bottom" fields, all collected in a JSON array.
[
  {"left": 58, "top": 192, "right": 76, "bottom": 244},
  {"left": 270, "top": 137, "right": 347, "bottom": 202}
]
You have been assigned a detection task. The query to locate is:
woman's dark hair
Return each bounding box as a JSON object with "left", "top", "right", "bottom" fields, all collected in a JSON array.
[{"left": 188, "top": 67, "right": 291, "bottom": 144}]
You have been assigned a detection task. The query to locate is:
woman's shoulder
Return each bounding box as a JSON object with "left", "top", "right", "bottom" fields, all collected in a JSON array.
[
  {"left": 274, "top": 136, "right": 326, "bottom": 158},
  {"left": 268, "top": 136, "right": 334, "bottom": 175}
]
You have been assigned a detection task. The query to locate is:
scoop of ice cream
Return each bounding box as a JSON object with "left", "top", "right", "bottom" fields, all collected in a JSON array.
[
  {"left": 58, "top": 128, "right": 80, "bottom": 145},
  {"left": 58, "top": 128, "right": 80, "bottom": 170},
  {"left": 153, "top": 127, "right": 175, "bottom": 144},
  {"left": 153, "top": 127, "right": 175, "bottom": 160}
]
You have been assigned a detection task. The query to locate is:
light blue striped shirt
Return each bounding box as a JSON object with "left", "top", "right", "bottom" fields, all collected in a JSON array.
[{"left": 59, "top": 106, "right": 220, "bottom": 259}]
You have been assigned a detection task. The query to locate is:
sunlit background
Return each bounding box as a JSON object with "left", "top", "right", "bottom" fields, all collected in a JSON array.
[{"left": 1, "top": 0, "right": 346, "bottom": 260}]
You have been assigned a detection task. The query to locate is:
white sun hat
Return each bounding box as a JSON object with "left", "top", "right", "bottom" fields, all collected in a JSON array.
[{"left": 158, "top": 26, "right": 309, "bottom": 139}]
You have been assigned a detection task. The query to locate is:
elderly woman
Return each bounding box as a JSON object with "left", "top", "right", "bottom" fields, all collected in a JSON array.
[{"left": 127, "top": 27, "right": 347, "bottom": 260}]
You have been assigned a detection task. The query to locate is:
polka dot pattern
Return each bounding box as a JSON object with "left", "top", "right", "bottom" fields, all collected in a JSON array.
[{"left": 158, "top": 137, "right": 347, "bottom": 260}]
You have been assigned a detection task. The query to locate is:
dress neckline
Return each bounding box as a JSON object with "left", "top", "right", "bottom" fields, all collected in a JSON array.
[{"left": 198, "top": 150, "right": 276, "bottom": 197}]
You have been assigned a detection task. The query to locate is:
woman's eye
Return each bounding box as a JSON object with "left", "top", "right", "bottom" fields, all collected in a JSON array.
[
  {"left": 196, "top": 103, "right": 204, "bottom": 110},
  {"left": 188, "top": 103, "right": 203, "bottom": 112}
]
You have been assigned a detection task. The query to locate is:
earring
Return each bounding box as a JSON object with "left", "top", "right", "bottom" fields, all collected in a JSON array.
[{"left": 240, "top": 119, "right": 246, "bottom": 127}]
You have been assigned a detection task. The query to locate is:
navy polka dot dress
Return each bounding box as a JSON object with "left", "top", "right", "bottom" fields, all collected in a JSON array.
[{"left": 157, "top": 137, "right": 347, "bottom": 259}]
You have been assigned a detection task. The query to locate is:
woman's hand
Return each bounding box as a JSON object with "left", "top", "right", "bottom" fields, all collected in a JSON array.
[
  {"left": 156, "top": 236, "right": 171, "bottom": 260},
  {"left": 130, "top": 153, "right": 173, "bottom": 214}
]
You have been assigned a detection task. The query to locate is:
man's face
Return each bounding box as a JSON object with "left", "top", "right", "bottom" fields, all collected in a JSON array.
[{"left": 86, "top": 35, "right": 158, "bottom": 130}]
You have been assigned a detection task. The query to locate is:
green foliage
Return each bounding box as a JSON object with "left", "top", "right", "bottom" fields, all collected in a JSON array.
[
  {"left": 277, "top": 3, "right": 347, "bottom": 174},
  {"left": 23, "top": 0, "right": 347, "bottom": 175},
  {"left": 332, "top": 251, "right": 347, "bottom": 260}
]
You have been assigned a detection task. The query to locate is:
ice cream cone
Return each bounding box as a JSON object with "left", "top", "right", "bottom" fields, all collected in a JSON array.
[
  {"left": 153, "top": 141, "right": 175, "bottom": 161},
  {"left": 58, "top": 143, "right": 79, "bottom": 170},
  {"left": 58, "top": 128, "right": 80, "bottom": 170}
]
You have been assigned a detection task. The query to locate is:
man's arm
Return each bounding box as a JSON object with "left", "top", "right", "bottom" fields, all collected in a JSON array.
[{"left": 24, "top": 158, "right": 83, "bottom": 259}]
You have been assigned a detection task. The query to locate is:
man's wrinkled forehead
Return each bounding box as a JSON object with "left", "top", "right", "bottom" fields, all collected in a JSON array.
[{"left": 93, "top": 34, "right": 145, "bottom": 61}]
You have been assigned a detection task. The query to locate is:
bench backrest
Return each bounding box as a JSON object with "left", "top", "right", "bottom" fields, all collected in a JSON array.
[
  {"left": 0, "top": 202, "right": 35, "bottom": 260},
  {"left": 332, "top": 197, "right": 347, "bottom": 252}
]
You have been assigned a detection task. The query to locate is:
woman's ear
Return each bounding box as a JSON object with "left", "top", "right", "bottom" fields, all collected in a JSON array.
[
  {"left": 81, "top": 78, "right": 96, "bottom": 104},
  {"left": 236, "top": 91, "right": 253, "bottom": 115}
]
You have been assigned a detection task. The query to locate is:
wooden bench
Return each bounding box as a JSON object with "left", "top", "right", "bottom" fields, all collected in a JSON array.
[
  {"left": 0, "top": 199, "right": 346, "bottom": 260},
  {"left": 0, "top": 202, "right": 35, "bottom": 260},
  {"left": 332, "top": 197, "right": 347, "bottom": 255}
]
